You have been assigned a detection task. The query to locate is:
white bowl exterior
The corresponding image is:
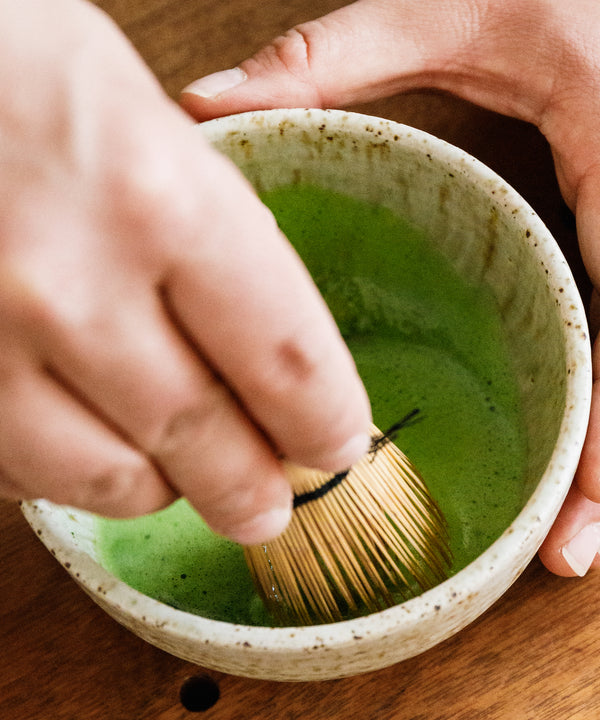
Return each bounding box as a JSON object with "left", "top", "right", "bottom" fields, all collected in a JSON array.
[{"left": 21, "top": 109, "right": 592, "bottom": 681}]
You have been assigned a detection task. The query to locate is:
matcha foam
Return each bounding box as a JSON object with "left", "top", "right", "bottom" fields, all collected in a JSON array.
[{"left": 96, "top": 185, "right": 527, "bottom": 625}]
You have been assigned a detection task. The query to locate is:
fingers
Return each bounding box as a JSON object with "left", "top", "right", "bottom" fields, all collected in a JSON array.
[
  {"left": 542, "top": 346, "right": 600, "bottom": 575},
  {"left": 180, "top": 0, "right": 557, "bottom": 125},
  {"left": 0, "top": 107, "right": 369, "bottom": 542},
  {"left": 32, "top": 267, "right": 296, "bottom": 543},
  {"left": 556, "top": 167, "right": 600, "bottom": 574},
  {"left": 572, "top": 336, "right": 600, "bottom": 505},
  {"left": 0, "top": 267, "right": 296, "bottom": 543},
  {"left": 158, "top": 147, "right": 371, "bottom": 472},
  {"left": 180, "top": 0, "right": 450, "bottom": 119},
  {"left": 179, "top": 0, "right": 600, "bottom": 565},
  {"left": 540, "top": 221, "right": 600, "bottom": 575},
  {"left": 538, "top": 484, "right": 600, "bottom": 576},
  {"left": 530, "top": 16, "right": 600, "bottom": 577},
  {"left": 0, "top": 0, "right": 373, "bottom": 541},
  {"left": 0, "top": 365, "right": 175, "bottom": 517}
]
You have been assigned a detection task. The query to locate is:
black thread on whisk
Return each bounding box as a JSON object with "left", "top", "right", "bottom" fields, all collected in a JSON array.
[
  {"left": 368, "top": 408, "right": 422, "bottom": 458},
  {"left": 293, "top": 468, "right": 350, "bottom": 509},
  {"left": 292, "top": 409, "right": 421, "bottom": 509}
]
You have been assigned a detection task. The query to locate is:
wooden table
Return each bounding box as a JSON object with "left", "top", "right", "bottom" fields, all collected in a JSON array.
[{"left": 1, "top": 0, "right": 598, "bottom": 717}]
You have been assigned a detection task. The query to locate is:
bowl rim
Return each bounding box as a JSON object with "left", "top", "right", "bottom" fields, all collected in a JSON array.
[{"left": 20, "top": 107, "right": 593, "bottom": 659}]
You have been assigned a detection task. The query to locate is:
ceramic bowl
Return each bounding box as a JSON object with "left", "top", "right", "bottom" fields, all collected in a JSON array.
[{"left": 21, "top": 109, "right": 592, "bottom": 682}]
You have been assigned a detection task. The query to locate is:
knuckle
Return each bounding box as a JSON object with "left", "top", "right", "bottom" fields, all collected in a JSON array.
[
  {"left": 0, "top": 267, "right": 57, "bottom": 341},
  {"left": 276, "top": 333, "right": 322, "bottom": 383},
  {"left": 0, "top": 252, "right": 96, "bottom": 343},
  {"left": 79, "top": 466, "right": 135, "bottom": 508},
  {"left": 111, "top": 154, "right": 169, "bottom": 220},
  {"left": 248, "top": 24, "right": 323, "bottom": 103},
  {"left": 240, "top": 325, "right": 368, "bottom": 465},
  {"left": 150, "top": 380, "right": 279, "bottom": 515},
  {"left": 152, "top": 377, "right": 232, "bottom": 464},
  {"left": 271, "top": 27, "right": 312, "bottom": 79},
  {"left": 107, "top": 129, "right": 198, "bottom": 244},
  {"left": 70, "top": 459, "right": 165, "bottom": 517},
  {"left": 247, "top": 323, "right": 326, "bottom": 404}
]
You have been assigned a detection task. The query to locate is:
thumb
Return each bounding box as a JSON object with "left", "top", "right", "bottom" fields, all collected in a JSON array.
[
  {"left": 538, "top": 484, "right": 600, "bottom": 577},
  {"left": 180, "top": 0, "right": 468, "bottom": 120}
]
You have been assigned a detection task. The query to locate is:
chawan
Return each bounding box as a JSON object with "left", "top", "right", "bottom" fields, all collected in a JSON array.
[{"left": 21, "top": 109, "right": 591, "bottom": 682}]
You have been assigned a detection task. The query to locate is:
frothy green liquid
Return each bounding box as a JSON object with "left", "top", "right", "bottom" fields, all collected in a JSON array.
[{"left": 96, "top": 185, "right": 527, "bottom": 626}]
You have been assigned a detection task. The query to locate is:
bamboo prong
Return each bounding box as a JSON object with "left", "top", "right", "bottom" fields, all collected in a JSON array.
[{"left": 244, "top": 422, "right": 452, "bottom": 625}]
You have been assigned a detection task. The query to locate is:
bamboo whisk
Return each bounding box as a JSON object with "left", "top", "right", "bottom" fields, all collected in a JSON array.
[{"left": 244, "top": 415, "right": 452, "bottom": 625}]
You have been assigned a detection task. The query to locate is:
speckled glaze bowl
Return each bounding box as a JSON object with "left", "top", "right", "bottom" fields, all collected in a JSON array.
[{"left": 21, "top": 109, "right": 592, "bottom": 682}]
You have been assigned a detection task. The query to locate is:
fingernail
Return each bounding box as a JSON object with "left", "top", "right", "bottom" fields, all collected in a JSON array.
[
  {"left": 182, "top": 67, "right": 247, "bottom": 99},
  {"left": 229, "top": 504, "right": 293, "bottom": 545},
  {"left": 561, "top": 523, "right": 600, "bottom": 576}
]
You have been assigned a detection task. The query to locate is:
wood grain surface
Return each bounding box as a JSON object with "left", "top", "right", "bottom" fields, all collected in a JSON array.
[{"left": 1, "top": 0, "right": 597, "bottom": 718}]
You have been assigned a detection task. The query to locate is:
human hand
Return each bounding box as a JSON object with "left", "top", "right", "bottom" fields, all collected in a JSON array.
[
  {"left": 181, "top": 0, "right": 600, "bottom": 570},
  {"left": 0, "top": 0, "right": 371, "bottom": 543}
]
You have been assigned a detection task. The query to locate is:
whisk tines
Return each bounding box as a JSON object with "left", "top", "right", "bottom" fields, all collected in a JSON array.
[{"left": 244, "top": 416, "right": 452, "bottom": 626}]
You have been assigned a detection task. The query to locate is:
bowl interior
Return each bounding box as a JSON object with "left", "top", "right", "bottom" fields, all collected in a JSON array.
[
  {"left": 20, "top": 109, "right": 591, "bottom": 681},
  {"left": 207, "top": 110, "right": 577, "bottom": 503}
]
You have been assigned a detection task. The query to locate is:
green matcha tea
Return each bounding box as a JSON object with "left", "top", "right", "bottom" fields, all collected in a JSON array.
[{"left": 96, "top": 185, "right": 527, "bottom": 626}]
